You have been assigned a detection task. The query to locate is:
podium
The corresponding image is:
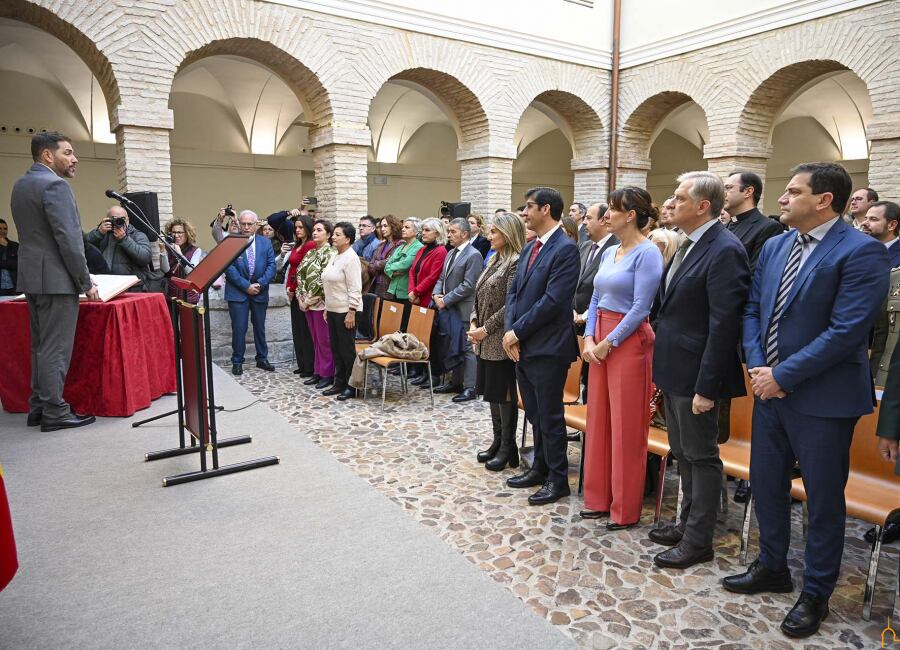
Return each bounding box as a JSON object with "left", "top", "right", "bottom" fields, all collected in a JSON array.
[{"left": 144, "top": 236, "right": 280, "bottom": 486}]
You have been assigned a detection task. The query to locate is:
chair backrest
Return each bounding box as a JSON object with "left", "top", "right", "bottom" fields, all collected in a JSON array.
[
  {"left": 848, "top": 403, "right": 898, "bottom": 484},
  {"left": 729, "top": 366, "right": 754, "bottom": 442},
  {"left": 368, "top": 295, "right": 383, "bottom": 338},
  {"left": 377, "top": 300, "right": 404, "bottom": 338},
  {"left": 562, "top": 355, "right": 584, "bottom": 405},
  {"left": 406, "top": 305, "right": 436, "bottom": 351}
]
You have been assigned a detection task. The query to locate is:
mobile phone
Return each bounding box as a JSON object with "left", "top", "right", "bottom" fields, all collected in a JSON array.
[{"left": 302, "top": 196, "right": 318, "bottom": 206}]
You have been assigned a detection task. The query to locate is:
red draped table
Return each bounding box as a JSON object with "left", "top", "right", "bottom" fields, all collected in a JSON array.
[{"left": 0, "top": 293, "right": 176, "bottom": 417}]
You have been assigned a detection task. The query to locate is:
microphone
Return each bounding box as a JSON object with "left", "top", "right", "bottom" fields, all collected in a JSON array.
[{"left": 105, "top": 189, "right": 133, "bottom": 204}]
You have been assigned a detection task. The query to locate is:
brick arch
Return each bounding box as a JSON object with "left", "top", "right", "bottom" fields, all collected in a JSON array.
[
  {"left": 619, "top": 91, "right": 707, "bottom": 165},
  {"left": 377, "top": 67, "right": 491, "bottom": 157},
  {"left": 0, "top": 0, "right": 120, "bottom": 118},
  {"left": 517, "top": 90, "right": 606, "bottom": 163},
  {"left": 358, "top": 33, "right": 500, "bottom": 157},
  {"left": 737, "top": 60, "right": 852, "bottom": 150},
  {"left": 174, "top": 38, "right": 333, "bottom": 132}
]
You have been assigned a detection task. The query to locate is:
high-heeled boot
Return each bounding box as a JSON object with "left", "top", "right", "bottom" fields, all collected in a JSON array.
[
  {"left": 486, "top": 401, "right": 519, "bottom": 471},
  {"left": 477, "top": 402, "right": 502, "bottom": 463}
]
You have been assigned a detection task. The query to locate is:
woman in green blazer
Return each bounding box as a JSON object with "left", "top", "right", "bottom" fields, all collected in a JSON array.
[{"left": 384, "top": 217, "right": 424, "bottom": 306}]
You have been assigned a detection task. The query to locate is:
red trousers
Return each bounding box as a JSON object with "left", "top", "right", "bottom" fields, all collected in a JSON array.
[{"left": 583, "top": 311, "right": 655, "bottom": 525}]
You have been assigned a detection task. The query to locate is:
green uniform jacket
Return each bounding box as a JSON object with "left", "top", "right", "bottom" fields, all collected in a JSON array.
[
  {"left": 876, "top": 340, "right": 900, "bottom": 476},
  {"left": 384, "top": 238, "right": 423, "bottom": 299}
]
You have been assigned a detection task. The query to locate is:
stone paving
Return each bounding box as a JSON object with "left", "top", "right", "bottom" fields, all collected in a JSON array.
[{"left": 227, "top": 361, "right": 899, "bottom": 649}]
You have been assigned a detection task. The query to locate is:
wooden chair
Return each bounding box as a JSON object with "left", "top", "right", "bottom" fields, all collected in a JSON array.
[
  {"left": 364, "top": 305, "right": 436, "bottom": 410},
  {"left": 715, "top": 369, "right": 755, "bottom": 561},
  {"left": 646, "top": 426, "right": 671, "bottom": 527},
  {"left": 788, "top": 404, "right": 900, "bottom": 620},
  {"left": 563, "top": 404, "right": 586, "bottom": 494},
  {"left": 354, "top": 297, "right": 393, "bottom": 354},
  {"left": 520, "top": 352, "right": 583, "bottom": 449}
]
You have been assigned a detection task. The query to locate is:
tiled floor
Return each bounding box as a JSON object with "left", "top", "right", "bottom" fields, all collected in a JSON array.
[{"left": 229, "top": 362, "right": 898, "bottom": 649}]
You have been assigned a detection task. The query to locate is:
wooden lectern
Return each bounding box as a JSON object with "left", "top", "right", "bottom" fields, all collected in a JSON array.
[{"left": 144, "top": 236, "right": 280, "bottom": 486}]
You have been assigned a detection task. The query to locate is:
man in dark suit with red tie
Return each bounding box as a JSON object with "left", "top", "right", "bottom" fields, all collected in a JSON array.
[{"left": 504, "top": 187, "right": 581, "bottom": 505}]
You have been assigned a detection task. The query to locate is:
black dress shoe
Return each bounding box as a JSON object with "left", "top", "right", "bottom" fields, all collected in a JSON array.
[
  {"left": 864, "top": 520, "right": 900, "bottom": 544},
  {"left": 40, "top": 413, "right": 96, "bottom": 432},
  {"left": 26, "top": 410, "right": 42, "bottom": 427},
  {"left": 232, "top": 364, "right": 243, "bottom": 376},
  {"left": 734, "top": 479, "right": 751, "bottom": 503},
  {"left": 303, "top": 374, "right": 322, "bottom": 385},
  {"left": 607, "top": 521, "right": 638, "bottom": 531},
  {"left": 722, "top": 559, "right": 794, "bottom": 594},
  {"left": 336, "top": 388, "right": 357, "bottom": 401},
  {"left": 433, "top": 383, "right": 463, "bottom": 395},
  {"left": 579, "top": 510, "right": 609, "bottom": 519},
  {"left": 648, "top": 525, "right": 684, "bottom": 546},
  {"left": 256, "top": 360, "right": 275, "bottom": 371},
  {"left": 507, "top": 468, "right": 546, "bottom": 489},
  {"left": 780, "top": 593, "right": 829, "bottom": 638},
  {"left": 321, "top": 386, "right": 342, "bottom": 396},
  {"left": 528, "top": 481, "right": 571, "bottom": 506},
  {"left": 410, "top": 376, "right": 430, "bottom": 387},
  {"left": 452, "top": 388, "right": 477, "bottom": 403},
  {"left": 653, "top": 540, "right": 714, "bottom": 569},
  {"left": 315, "top": 377, "right": 334, "bottom": 390}
]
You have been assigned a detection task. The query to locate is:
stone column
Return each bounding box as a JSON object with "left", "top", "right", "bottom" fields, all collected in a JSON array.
[
  {"left": 112, "top": 106, "right": 175, "bottom": 225},
  {"left": 867, "top": 119, "right": 900, "bottom": 202},
  {"left": 704, "top": 141, "right": 771, "bottom": 182},
  {"left": 311, "top": 143, "right": 369, "bottom": 221},
  {"left": 572, "top": 159, "right": 609, "bottom": 205},
  {"left": 459, "top": 156, "right": 513, "bottom": 216}
]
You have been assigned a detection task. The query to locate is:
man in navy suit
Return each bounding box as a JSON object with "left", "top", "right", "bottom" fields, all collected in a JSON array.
[
  {"left": 224, "top": 210, "right": 277, "bottom": 376},
  {"left": 724, "top": 162, "right": 889, "bottom": 638},
  {"left": 649, "top": 171, "right": 750, "bottom": 569},
  {"left": 503, "top": 187, "right": 581, "bottom": 505}
]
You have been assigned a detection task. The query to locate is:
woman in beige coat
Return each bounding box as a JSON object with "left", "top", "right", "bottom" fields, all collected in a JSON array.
[{"left": 467, "top": 212, "right": 526, "bottom": 471}]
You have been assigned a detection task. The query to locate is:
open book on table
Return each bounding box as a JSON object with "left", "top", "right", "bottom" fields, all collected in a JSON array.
[
  {"left": 8, "top": 275, "right": 140, "bottom": 303},
  {"left": 80, "top": 274, "right": 140, "bottom": 301}
]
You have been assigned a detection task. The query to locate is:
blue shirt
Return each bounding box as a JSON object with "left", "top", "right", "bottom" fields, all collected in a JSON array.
[
  {"left": 352, "top": 233, "right": 380, "bottom": 261},
  {"left": 585, "top": 240, "right": 664, "bottom": 346}
]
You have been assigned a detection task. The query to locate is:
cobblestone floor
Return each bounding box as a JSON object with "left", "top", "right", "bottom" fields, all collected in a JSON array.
[{"left": 227, "top": 361, "right": 898, "bottom": 649}]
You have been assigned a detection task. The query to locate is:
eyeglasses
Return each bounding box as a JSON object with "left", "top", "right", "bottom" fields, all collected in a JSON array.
[
  {"left": 525, "top": 201, "right": 539, "bottom": 208},
  {"left": 170, "top": 230, "right": 186, "bottom": 235}
]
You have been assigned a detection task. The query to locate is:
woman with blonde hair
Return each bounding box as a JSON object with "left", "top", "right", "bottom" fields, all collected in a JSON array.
[
  {"left": 468, "top": 212, "right": 526, "bottom": 470},
  {"left": 163, "top": 218, "right": 203, "bottom": 303},
  {"left": 648, "top": 227, "right": 680, "bottom": 264}
]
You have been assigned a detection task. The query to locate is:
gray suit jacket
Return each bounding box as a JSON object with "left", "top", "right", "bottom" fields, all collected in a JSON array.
[
  {"left": 433, "top": 242, "right": 483, "bottom": 322},
  {"left": 11, "top": 164, "right": 91, "bottom": 294}
]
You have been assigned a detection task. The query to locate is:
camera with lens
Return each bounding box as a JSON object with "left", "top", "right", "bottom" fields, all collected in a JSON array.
[
  {"left": 106, "top": 215, "right": 127, "bottom": 228},
  {"left": 224, "top": 204, "right": 235, "bottom": 218}
]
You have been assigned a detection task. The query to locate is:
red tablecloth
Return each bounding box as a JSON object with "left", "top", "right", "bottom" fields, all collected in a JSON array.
[{"left": 0, "top": 293, "right": 176, "bottom": 417}]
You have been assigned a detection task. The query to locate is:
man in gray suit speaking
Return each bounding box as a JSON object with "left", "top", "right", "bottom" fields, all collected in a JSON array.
[
  {"left": 11, "top": 132, "right": 100, "bottom": 432},
  {"left": 432, "top": 217, "right": 484, "bottom": 402}
]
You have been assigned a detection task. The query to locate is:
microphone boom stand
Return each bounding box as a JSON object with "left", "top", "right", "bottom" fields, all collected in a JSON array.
[{"left": 124, "top": 198, "right": 223, "bottom": 429}]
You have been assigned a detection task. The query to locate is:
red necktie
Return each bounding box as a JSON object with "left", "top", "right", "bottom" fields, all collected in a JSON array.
[{"left": 526, "top": 239, "right": 543, "bottom": 273}]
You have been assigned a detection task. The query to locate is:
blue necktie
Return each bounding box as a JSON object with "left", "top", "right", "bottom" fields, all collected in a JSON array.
[{"left": 765, "top": 233, "right": 811, "bottom": 366}]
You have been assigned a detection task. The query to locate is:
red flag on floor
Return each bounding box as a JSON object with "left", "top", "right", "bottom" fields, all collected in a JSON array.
[{"left": 0, "top": 462, "right": 17, "bottom": 592}]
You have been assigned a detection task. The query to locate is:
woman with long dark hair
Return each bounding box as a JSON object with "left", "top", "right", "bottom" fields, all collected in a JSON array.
[
  {"left": 580, "top": 187, "right": 664, "bottom": 530},
  {"left": 366, "top": 215, "right": 403, "bottom": 297},
  {"left": 284, "top": 214, "right": 317, "bottom": 375}
]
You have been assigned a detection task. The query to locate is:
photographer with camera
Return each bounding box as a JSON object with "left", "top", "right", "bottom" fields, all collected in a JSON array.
[
  {"left": 85, "top": 205, "right": 152, "bottom": 288},
  {"left": 212, "top": 204, "right": 241, "bottom": 243}
]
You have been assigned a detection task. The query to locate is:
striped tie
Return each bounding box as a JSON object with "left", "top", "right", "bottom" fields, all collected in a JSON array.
[{"left": 765, "top": 233, "right": 811, "bottom": 366}]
